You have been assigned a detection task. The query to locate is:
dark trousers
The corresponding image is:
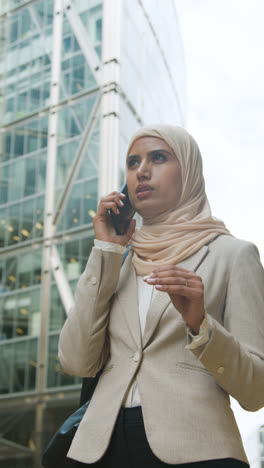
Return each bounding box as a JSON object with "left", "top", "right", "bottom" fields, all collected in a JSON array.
[{"left": 75, "top": 406, "right": 249, "bottom": 468}]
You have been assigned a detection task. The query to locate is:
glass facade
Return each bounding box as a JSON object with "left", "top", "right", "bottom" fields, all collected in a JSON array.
[
  {"left": 119, "top": 0, "right": 185, "bottom": 170},
  {"left": 0, "top": 0, "right": 185, "bottom": 465}
]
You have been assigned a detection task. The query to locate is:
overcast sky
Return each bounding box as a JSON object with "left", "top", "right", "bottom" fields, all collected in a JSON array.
[
  {"left": 175, "top": 0, "right": 264, "bottom": 262},
  {"left": 173, "top": 0, "right": 264, "bottom": 453}
]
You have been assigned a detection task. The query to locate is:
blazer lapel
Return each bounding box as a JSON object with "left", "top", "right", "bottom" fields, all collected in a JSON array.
[
  {"left": 115, "top": 253, "right": 142, "bottom": 350},
  {"left": 142, "top": 245, "right": 209, "bottom": 348}
]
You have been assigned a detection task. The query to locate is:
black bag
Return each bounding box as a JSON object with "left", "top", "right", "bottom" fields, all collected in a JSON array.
[{"left": 42, "top": 247, "right": 130, "bottom": 468}]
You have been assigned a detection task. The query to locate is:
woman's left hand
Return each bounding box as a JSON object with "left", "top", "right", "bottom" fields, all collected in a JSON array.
[{"left": 144, "top": 266, "right": 205, "bottom": 335}]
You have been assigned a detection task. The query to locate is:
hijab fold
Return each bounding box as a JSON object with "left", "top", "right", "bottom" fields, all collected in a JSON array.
[{"left": 128, "top": 125, "right": 231, "bottom": 276}]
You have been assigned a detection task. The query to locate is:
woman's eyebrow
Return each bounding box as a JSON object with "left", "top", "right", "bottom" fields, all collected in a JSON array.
[
  {"left": 148, "top": 149, "right": 172, "bottom": 156},
  {"left": 127, "top": 149, "right": 172, "bottom": 160}
]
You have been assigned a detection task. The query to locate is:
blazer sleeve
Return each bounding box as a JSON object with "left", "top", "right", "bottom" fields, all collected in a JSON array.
[
  {"left": 190, "top": 241, "right": 264, "bottom": 412},
  {"left": 58, "top": 247, "right": 124, "bottom": 377}
]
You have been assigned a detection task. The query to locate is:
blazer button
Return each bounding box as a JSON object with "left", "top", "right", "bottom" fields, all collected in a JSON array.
[
  {"left": 217, "top": 366, "right": 225, "bottom": 374},
  {"left": 90, "top": 276, "right": 97, "bottom": 285},
  {"left": 133, "top": 351, "right": 140, "bottom": 362}
]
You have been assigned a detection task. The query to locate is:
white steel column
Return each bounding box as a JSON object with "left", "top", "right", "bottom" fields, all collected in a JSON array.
[
  {"left": 35, "top": 3, "right": 63, "bottom": 464},
  {"left": 37, "top": 0, "right": 63, "bottom": 394},
  {"left": 50, "top": 245, "right": 74, "bottom": 314},
  {"left": 99, "top": 0, "right": 122, "bottom": 197}
]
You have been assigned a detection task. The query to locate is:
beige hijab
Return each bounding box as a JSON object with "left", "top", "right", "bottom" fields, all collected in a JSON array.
[{"left": 128, "top": 125, "right": 231, "bottom": 276}]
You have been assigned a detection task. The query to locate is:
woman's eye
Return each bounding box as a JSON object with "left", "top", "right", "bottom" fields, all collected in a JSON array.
[
  {"left": 152, "top": 152, "right": 167, "bottom": 162},
  {"left": 127, "top": 158, "right": 138, "bottom": 168}
]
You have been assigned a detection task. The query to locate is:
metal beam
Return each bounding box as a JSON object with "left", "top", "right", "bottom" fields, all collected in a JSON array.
[
  {"left": 99, "top": 0, "right": 122, "bottom": 197},
  {"left": 0, "top": 0, "right": 38, "bottom": 18},
  {"left": 63, "top": 0, "right": 102, "bottom": 85},
  {"left": 50, "top": 245, "right": 74, "bottom": 315},
  {"left": 0, "top": 437, "right": 34, "bottom": 454},
  {"left": 0, "top": 86, "right": 100, "bottom": 131},
  {"left": 38, "top": 0, "right": 63, "bottom": 396},
  {"left": 53, "top": 94, "right": 101, "bottom": 228}
]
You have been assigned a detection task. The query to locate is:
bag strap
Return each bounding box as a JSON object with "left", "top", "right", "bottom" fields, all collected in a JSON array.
[{"left": 79, "top": 245, "right": 131, "bottom": 406}]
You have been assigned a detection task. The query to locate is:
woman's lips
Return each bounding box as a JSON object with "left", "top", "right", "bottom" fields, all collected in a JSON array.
[{"left": 136, "top": 189, "right": 153, "bottom": 199}]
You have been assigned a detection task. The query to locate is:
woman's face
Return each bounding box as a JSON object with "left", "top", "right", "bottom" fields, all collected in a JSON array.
[{"left": 126, "top": 136, "right": 182, "bottom": 220}]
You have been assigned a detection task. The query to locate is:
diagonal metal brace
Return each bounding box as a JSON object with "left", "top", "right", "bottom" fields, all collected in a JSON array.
[
  {"left": 53, "top": 94, "right": 101, "bottom": 229},
  {"left": 63, "top": 0, "right": 102, "bottom": 85}
]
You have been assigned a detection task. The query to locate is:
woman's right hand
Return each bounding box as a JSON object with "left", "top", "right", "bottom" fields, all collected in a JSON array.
[{"left": 93, "top": 191, "right": 136, "bottom": 246}]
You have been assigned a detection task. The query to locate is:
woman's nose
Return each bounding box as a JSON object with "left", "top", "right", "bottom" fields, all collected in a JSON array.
[{"left": 136, "top": 159, "right": 151, "bottom": 179}]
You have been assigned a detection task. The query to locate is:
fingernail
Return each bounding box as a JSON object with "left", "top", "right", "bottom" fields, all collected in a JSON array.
[
  {"left": 116, "top": 209, "right": 120, "bottom": 214},
  {"left": 120, "top": 200, "right": 124, "bottom": 206},
  {"left": 146, "top": 278, "right": 155, "bottom": 283},
  {"left": 120, "top": 193, "right": 126, "bottom": 197}
]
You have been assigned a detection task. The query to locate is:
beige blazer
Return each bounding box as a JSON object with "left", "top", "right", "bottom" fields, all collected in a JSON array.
[{"left": 58, "top": 235, "right": 264, "bottom": 465}]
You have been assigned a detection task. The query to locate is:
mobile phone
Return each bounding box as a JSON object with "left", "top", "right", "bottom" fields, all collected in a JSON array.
[{"left": 110, "top": 182, "right": 135, "bottom": 235}]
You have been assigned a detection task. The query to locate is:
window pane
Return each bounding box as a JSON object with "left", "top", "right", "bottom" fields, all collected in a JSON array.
[
  {"left": 28, "top": 338, "right": 37, "bottom": 390},
  {"left": 24, "top": 157, "right": 36, "bottom": 197},
  {"left": 35, "top": 196, "right": 44, "bottom": 238},
  {"left": 32, "top": 250, "right": 42, "bottom": 285},
  {"left": 0, "top": 344, "right": 13, "bottom": 393},
  {"left": 83, "top": 178, "right": 98, "bottom": 224},
  {"left": 29, "top": 87, "right": 41, "bottom": 112},
  {"left": 13, "top": 341, "right": 27, "bottom": 392},
  {"left": 21, "top": 198, "right": 35, "bottom": 241},
  {"left": 16, "top": 290, "right": 40, "bottom": 337},
  {"left": 2, "top": 296, "right": 15, "bottom": 339},
  {"left": 56, "top": 139, "right": 79, "bottom": 187},
  {"left": 47, "top": 333, "right": 77, "bottom": 387},
  {"left": 9, "top": 17, "right": 19, "bottom": 43},
  {"left": 40, "top": 116, "right": 48, "bottom": 149},
  {"left": 5, "top": 256, "right": 17, "bottom": 292},
  {"left": 37, "top": 151, "right": 46, "bottom": 192},
  {"left": 13, "top": 128, "right": 25, "bottom": 157},
  {"left": 0, "top": 165, "right": 9, "bottom": 203},
  {"left": 18, "top": 253, "right": 32, "bottom": 288},
  {"left": 16, "top": 293, "right": 31, "bottom": 337},
  {"left": 65, "top": 183, "right": 82, "bottom": 230},
  {"left": 64, "top": 239, "right": 81, "bottom": 281},
  {"left": 26, "top": 120, "right": 39, "bottom": 153},
  {"left": 9, "top": 159, "right": 25, "bottom": 201},
  {"left": 3, "top": 133, "right": 12, "bottom": 161},
  {"left": 0, "top": 208, "right": 7, "bottom": 248},
  {"left": 49, "top": 284, "right": 65, "bottom": 332},
  {"left": 7, "top": 204, "right": 21, "bottom": 246}
]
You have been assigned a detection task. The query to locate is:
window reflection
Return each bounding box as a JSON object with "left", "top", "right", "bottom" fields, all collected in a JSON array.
[{"left": 1, "top": 288, "right": 41, "bottom": 340}]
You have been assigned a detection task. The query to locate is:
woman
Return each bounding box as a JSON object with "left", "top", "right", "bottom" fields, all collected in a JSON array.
[{"left": 58, "top": 125, "right": 264, "bottom": 467}]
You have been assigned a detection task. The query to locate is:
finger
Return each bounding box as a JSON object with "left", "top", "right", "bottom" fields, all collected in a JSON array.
[
  {"left": 97, "top": 201, "right": 121, "bottom": 215},
  {"left": 144, "top": 276, "right": 202, "bottom": 288},
  {"left": 100, "top": 192, "right": 126, "bottom": 203},
  {"left": 149, "top": 265, "right": 203, "bottom": 282},
  {"left": 145, "top": 269, "right": 200, "bottom": 282},
  {"left": 155, "top": 284, "right": 204, "bottom": 299},
  {"left": 99, "top": 193, "right": 126, "bottom": 210}
]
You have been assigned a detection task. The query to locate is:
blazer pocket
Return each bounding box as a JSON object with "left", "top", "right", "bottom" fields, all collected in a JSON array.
[{"left": 176, "top": 362, "right": 212, "bottom": 376}]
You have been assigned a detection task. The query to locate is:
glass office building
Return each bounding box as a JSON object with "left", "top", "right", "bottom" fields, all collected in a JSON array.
[{"left": 0, "top": 0, "right": 185, "bottom": 465}]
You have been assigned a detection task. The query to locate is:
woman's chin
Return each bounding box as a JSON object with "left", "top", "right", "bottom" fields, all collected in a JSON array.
[{"left": 136, "top": 205, "right": 162, "bottom": 220}]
